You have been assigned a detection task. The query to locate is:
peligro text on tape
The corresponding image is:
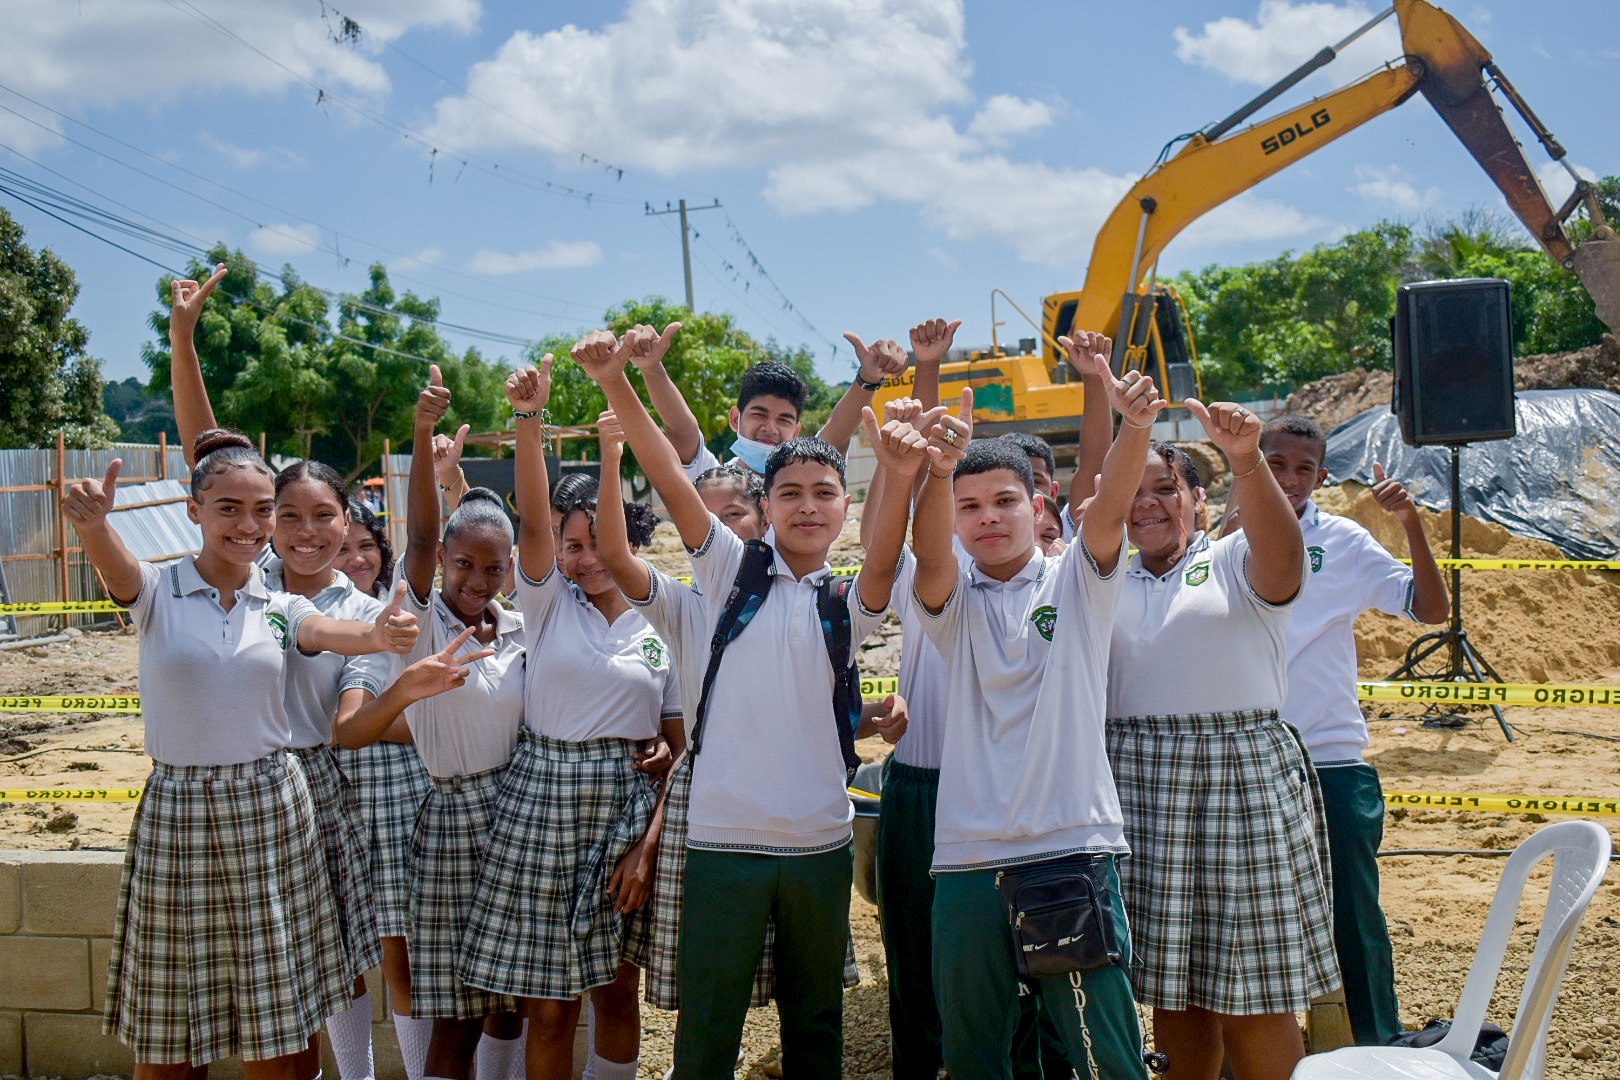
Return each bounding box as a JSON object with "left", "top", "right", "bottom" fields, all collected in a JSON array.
[
  {"left": 0, "top": 600, "right": 123, "bottom": 614},
  {"left": 1358, "top": 681, "right": 1620, "bottom": 707},
  {"left": 0, "top": 788, "right": 144, "bottom": 802},
  {"left": 0, "top": 695, "right": 142, "bottom": 713},
  {"left": 1383, "top": 790, "right": 1620, "bottom": 818},
  {"left": 1399, "top": 558, "right": 1620, "bottom": 571},
  {"left": 861, "top": 676, "right": 900, "bottom": 699}
]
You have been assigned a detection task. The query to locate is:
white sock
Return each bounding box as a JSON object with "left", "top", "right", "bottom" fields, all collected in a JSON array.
[
  {"left": 508, "top": 1019, "right": 528, "bottom": 1080},
  {"left": 475, "top": 1032, "right": 523, "bottom": 1080},
  {"left": 393, "top": 1013, "right": 433, "bottom": 1080},
  {"left": 581, "top": 1001, "right": 597, "bottom": 1080},
  {"left": 593, "top": 1058, "right": 637, "bottom": 1080},
  {"left": 327, "top": 991, "right": 376, "bottom": 1080}
]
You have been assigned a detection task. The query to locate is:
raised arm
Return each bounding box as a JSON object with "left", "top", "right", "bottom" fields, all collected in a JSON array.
[
  {"left": 855, "top": 403, "right": 945, "bottom": 612},
  {"left": 507, "top": 358, "right": 555, "bottom": 578},
  {"left": 62, "top": 460, "right": 142, "bottom": 605},
  {"left": 626, "top": 323, "right": 706, "bottom": 465},
  {"left": 858, "top": 396, "right": 925, "bottom": 550},
  {"left": 432, "top": 425, "right": 472, "bottom": 513},
  {"left": 1188, "top": 399, "right": 1303, "bottom": 604},
  {"left": 1079, "top": 348, "right": 1165, "bottom": 575},
  {"left": 575, "top": 329, "right": 712, "bottom": 550},
  {"left": 1063, "top": 331, "right": 1114, "bottom": 510},
  {"left": 592, "top": 410, "right": 654, "bottom": 602},
  {"left": 909, "top": 317, "right": 956, "bottom": 411},
  {"left": 818, "top": 333, "right": 910, "bottom": 455},
  {"left": 404, "top": 365, "right": 452, "bottom": 599},
  {"left": 912, "top": 389, "right": 973, "bottom": 613},
  {"left": 1371, "top": 462, "right": 1448, "bottom": 623},
  {"left": 169, "top": 264, "right": 228, "bottom": 467}
]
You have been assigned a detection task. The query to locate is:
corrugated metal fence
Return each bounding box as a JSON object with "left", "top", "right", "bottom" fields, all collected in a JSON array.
[{"left": 0, "top": 434, "right": 193, "bottom": 635}]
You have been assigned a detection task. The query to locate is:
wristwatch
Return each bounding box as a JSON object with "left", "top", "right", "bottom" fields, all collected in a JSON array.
[{"left": 854, "top": 373, "right": 884, "bottom": 391}]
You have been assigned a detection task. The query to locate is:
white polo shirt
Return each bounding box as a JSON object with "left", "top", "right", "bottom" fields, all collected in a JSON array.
[
  {"left": 264, "top": 560, "right": 395, "bottom": 749},
  {"left": 1108, "top": 531, "right": 1308, "bottom": 718},
  {"left": 516, "top": 557, "right": 681, "bottom": 742},
  {"left": 916, "top": 538, "right": 1128, "bottom": 870},
  {"left": 682, "top": 443, "right": 723, "bottom": 482},
  {"left": 632, "top": 513, "right": 886, "bottom": 854},
  {"left": 129, "top": 556, "right": 317, "bottom": 767},
  {"left": 1284, "top": 501, "right": 1418, "bottom": 764},
  {"left": 889, "top": 544, "right": 970, "bottom": 772},
  {"left": 401, "top": 579, "right": 526, "bottom": 779}
]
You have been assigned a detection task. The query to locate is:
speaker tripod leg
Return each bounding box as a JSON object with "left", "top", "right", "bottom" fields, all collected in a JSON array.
[
  {"left": 1454, "top": 631, "right": 1514, "bottom": 742},
  {"left": 1387, "top": 630, "right": 1452, "bottom": 681}
]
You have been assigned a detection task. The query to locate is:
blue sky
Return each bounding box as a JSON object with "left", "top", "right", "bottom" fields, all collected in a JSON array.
[{"left": 1, "top": 0, "right": 1614, "bottom": 388}]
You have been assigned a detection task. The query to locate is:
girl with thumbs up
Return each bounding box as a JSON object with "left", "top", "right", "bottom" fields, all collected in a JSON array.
[{"left": 77, "top": 427, "right": 419, "bottom": 1079}]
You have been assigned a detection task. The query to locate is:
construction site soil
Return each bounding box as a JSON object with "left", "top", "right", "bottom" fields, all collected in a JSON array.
[{"left": 3, "top": 486, "right": 1618, "bottom": 1077}]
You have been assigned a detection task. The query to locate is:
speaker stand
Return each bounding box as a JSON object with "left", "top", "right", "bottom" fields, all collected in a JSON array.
[{"left": 1385, "top": 444, "right": 1515, "bottom": 742}]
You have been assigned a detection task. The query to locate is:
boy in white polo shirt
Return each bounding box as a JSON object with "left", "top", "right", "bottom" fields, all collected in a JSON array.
[
  {"left": 1230, "top": 414, "right": 1447, "bottom": 1046},
  {"left": 572, "top": 326, "right": 921, "bottom": 1079},
  {"left": 911, "top": 343, "right": 1164, "bottom": 1080}
]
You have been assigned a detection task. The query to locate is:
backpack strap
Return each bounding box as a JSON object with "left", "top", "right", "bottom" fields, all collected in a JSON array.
[
  {"left": 688, "top": 540, "right": 774, "bottom": 758},
  {"left": 816, "top": 575, "right": 864, "bottom": 777}
]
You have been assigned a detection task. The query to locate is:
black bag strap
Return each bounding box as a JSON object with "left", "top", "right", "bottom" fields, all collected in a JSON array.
[
  {"left": 816, "top": 575, "right": 864, "bottom": 776},
  {"left": 688, "top": 540, "right": 774, "bottom": 758}
]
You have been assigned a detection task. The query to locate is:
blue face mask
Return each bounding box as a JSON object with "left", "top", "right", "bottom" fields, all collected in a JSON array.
[{"left": 730, "top": 433, "right": 775, "bottom": 475}]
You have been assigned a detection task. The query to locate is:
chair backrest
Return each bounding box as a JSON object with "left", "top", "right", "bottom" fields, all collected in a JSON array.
[{"left": 1434, "top": 820, "right": 1612, "bottom": 1080}]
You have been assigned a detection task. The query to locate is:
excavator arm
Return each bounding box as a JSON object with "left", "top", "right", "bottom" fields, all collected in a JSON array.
[{"left": 1051, "top": 0, "right": 1620, "bottom": 373}]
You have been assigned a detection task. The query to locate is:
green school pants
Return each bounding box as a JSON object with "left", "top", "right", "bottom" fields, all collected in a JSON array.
[
  {"left": 878, "top": 761, "right": 1075, "bottom": 1079},
  {"left": 674, "top": 843, "right": 851, "bottom": 1080},
  {"left": 1317, "top": 761, "right": 1402, "bottom": 1046},
  {"left": 933, "top": 859, "right": 1148, "bottom": 1080}
]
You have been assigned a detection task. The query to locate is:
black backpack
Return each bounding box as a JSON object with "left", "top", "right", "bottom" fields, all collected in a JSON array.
[{"left": 688, "top": 540, "right": 863, "bottom": 778}]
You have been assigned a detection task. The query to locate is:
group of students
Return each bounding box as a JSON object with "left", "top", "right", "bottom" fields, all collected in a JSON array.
[{"left": 66, "top": 263, "right": 1450, "bottom": 1080}]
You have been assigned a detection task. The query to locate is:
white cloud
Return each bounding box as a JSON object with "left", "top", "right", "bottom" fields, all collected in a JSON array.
[
  {"left": 1173, "top": 0, "right": 1401, "bottom": 87},
  {"left": 1350, "top": 164, "right": 1441, "bottom": 212},
  {"left": 198, "top": 132, "right": 306, "bottom": 171},
  {"left": 1176, "top": 193, "right": 1332, "bottom": 248},
  {"left": 0, "top": 0, "right": 478, "bottom": 152},
  {"left": 467, "top": 240, "right": 602, "bottom": 274},
  {"left": 249, "top": 223, "right": 324, "bottom": 256},
  {"left": 389, "top": 246, "right": 445, "bottom": 272},
  {"left": 967, "top": 94, "right": 1056, "bottom": 148}
]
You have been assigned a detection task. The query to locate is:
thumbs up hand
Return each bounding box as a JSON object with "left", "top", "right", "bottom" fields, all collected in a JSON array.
[
  {"left": 64, "top": 460, "right": 123, "bottom": 531},
  {"left": 370, "top": 579, "right": 421, "bottom": 654},
  {"left": 417, "top": 364, "right": 453, "bottom": 429}
]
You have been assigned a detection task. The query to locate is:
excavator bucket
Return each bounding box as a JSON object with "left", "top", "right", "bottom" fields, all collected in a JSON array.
[{"left": 1573, "top": 228, "right": 1620, "bottom": 333}]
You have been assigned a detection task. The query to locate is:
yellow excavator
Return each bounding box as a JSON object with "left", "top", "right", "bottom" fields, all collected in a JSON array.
[{"left": 876, "top": 0, "right": 1620, "bottom": 437}]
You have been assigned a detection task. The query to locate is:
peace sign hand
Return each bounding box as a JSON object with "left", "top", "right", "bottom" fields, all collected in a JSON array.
[
  {"left": 394, "top": 624, "right": 496, "bottom": 702},
  {"left": 63, "top": 460, "right": 122, "bottom": 531},
  {"left": 169, "top": 263, "right": 227, "bottom": 339}
]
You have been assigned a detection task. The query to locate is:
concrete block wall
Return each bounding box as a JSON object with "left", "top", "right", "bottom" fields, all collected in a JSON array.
[{"left": 0, "top": 850, "right": 411, "bottom": 1080}]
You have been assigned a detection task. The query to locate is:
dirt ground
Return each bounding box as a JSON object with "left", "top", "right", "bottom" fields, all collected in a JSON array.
[{"left": 3, "top": 490, "right": 1618, "bottom": 1077}]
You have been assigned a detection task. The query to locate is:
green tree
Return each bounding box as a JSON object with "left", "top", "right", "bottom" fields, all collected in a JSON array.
[{"left": 0, "top": 207, "right": 119, "bottom": 447}]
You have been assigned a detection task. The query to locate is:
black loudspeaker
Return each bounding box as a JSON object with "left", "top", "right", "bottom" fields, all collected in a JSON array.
[{"left": 1391, "top": 278, "right": 1516, "bottom": 445}]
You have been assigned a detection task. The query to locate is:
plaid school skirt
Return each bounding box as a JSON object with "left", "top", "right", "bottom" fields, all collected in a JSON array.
[
  {"left": 407, "top": 765, "right": 516, "bottom": 1019},
  {"left": 103, "top": 751, "right": 353, "bottom": 1064},
  {"left": 333, "top": 741, "right": 432, "bottom": 937},
  {"left": 1106, "top": 709, "right": 1340, "bottom": 1014},
  {"left": 292, "top": 745, "right": 383, "bottom": 979},
  {"left": 640, "top": 755, "right": 861, "bottom": 1011},
  {"left": 458, "top": 729, "right": 656, "bottom": 999}
]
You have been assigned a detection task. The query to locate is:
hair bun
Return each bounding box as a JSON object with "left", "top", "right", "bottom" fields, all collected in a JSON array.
[
  {"left": 461, "top": 486, "right": 503, "bottom": 507},
  {"left": 194, "top": 427, "right": 254, "bottom": 460}
]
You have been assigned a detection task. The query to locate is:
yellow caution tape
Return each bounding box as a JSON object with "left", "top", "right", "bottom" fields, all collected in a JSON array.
[
  {"left": 1404, "top": 558, "right": 1620, "bottom": 570},
  {"left": 0, "top": 695, "right": 142, "bottom": 713},
  {"left": 0, "top": 600, "right": 123, "bottom": 614},
  {"left": 1384, "top": 790, "right": 1620, "bottom": 818},
  {"left": 861, "top": 676, "right": 900, "bottom": 699},
  {"left": 1358, "top": 681, "right": 1620, "bottom": 707},
  {"left": 0, "top": 788, "right": 144, "bottom": 802}
]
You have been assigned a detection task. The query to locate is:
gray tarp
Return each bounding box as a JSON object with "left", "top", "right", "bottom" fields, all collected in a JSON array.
[{"left": 1322, "top": 388, "right": 1620, "bottom": 560}]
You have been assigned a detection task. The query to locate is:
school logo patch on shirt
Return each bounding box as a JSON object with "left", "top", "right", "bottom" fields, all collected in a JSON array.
[
  {"left": 1185, "top": 561, "right": 1211, "bottom": 586},
  {"left": 640, "top": 636, "right": 666, "bottom": 670},
  {"left": 267, "top": 612, "right": 289, "bottom": 651},
  {"left": 1308, "top": 545, "right": 1326, "bottom": 574},
  {"left": 1030, "top": 605, "right": 1058, "bottom": 641}
]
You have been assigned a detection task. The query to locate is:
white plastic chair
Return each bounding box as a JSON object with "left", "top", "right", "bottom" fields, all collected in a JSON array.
[{"left": 1293, "top": 819, "right": 1612, "bottom": 1080}]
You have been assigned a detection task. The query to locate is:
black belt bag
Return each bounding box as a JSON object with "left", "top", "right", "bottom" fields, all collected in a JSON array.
[{"left": 996, "top": 853, "right": 1123, "bottom": 978}]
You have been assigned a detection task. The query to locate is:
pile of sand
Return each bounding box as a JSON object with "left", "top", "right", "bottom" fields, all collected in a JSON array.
[
  {"left": 1316, "top": 482, "right": 1620, "bottom": 682},
  {"left": 1280, "top": 333, "right": 1620, "bottom": 433}
]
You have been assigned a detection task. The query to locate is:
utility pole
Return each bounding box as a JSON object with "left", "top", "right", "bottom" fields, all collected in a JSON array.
[{"left": 645, "top": 199, "right": 721, "bottom": 310}]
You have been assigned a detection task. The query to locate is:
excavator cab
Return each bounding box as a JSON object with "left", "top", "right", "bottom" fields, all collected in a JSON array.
[{"left": 1114, "top": 285, "right": 1203, "bottom": 407}]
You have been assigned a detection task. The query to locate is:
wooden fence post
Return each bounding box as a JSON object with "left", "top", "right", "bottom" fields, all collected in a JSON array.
[
  {"left": 158, "top": 430, "right": 168, "bottom": 481},
  {"left": 54, "top": 430, "right": 69, "bottom": 607}
]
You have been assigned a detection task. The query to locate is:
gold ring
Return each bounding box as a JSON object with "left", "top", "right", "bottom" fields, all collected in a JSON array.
[{"left": 942, "top": 429, "right": 959, "bottom": 445}]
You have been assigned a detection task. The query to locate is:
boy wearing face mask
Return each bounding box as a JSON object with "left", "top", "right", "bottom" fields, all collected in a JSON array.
[{"left": 627, "top": 322, "right": 907, "bottom": 477}]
